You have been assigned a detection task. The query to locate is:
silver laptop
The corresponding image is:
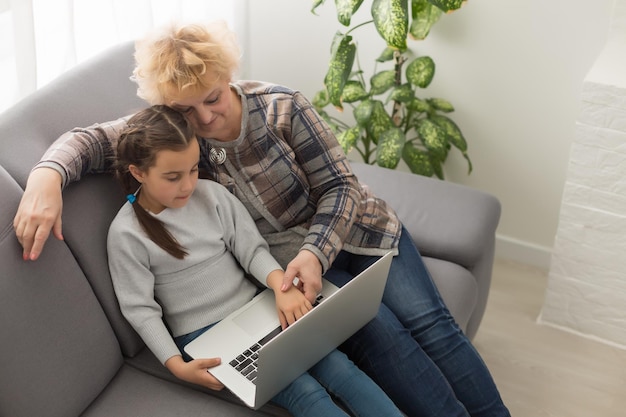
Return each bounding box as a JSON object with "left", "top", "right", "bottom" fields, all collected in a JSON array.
[{"left": 184, "top": 251, "right": 393, "bottom": 409}]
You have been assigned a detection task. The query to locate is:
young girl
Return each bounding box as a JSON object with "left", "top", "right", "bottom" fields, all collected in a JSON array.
[{"left": 106, "top": 105, "right": 403, "bottom": 417}]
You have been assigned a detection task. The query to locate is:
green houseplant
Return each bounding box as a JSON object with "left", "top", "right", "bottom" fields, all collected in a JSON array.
[{"left": 311, "top": 0, "right": 472, "bottom": 179}]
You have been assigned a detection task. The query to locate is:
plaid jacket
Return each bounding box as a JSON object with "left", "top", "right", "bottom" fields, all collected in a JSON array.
[{"left": 38, "top": 80, "right": 400, "bottom": 271}]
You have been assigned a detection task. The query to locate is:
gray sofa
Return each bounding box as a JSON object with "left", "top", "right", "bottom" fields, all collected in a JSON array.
[{"left": 0, "top": 41, "right": 501, "bottom": 417}]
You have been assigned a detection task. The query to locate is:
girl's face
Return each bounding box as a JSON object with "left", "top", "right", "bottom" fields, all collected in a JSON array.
[
  {"left": 130, "top": 139, "right": 200, "bottom": 214},
  {"left": 167, "top": 71, "right": 241, "bottom": 142}
]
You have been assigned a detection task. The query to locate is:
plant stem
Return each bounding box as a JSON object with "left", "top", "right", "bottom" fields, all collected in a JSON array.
[{"left": 391, "top": 50, "right": 407, "bottom": 127}]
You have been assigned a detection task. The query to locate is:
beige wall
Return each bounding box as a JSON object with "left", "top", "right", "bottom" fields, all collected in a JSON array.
[{"left": 240, "top": 0, "right": 614, "bottom": 268}]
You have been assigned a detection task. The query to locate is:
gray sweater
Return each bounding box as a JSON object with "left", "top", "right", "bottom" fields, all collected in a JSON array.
[{"left": 107, "top": 180, "right": 282, "bottom": 364}]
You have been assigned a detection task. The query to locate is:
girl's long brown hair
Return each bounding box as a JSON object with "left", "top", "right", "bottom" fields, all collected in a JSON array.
[{"left": 115, "top": 105, "right": 196, "bottom": 259}]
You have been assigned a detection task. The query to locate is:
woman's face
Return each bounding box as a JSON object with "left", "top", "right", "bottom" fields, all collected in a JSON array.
[{"left": 167, "top": 72, "right": 240, "bottom": 142}]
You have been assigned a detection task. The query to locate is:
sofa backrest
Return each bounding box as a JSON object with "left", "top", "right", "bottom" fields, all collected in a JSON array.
[
  {"left": 0, "top": 41, "right": 149, "bottom": 357},
  {"left": 0, "top": 166, "right": 123, "bottom": 417}
]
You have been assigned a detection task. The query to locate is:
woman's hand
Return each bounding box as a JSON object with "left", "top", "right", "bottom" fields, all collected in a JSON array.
[
  {"left": 13, "top": 167, "right": 64, "bottom": 261},
  {"left": 165, "top": 355, "right": 224, "bottom": 391},
  {"left": 267, "top": 270, "right": 313, "bottom": 329},
  {"left": 281, "top": 250, "right": 323, "bottom": 304}
]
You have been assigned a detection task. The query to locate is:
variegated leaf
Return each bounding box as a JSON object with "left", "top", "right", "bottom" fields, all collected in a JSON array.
[
  {"left": 376, "top": 127, "right": 405, "bottom": 168},
  {"left": 372, "top": 0, "right": 409, "bottom": 50},
  {"left": 389, "top": 83, "right": 415, "bottom": 103},
  {"left": 335, "top": 0, "right": 365, "bottom": 26},
  {"left": 409, "top": 0, "right": 442, "bottom": 40},
  {"left": 418, "top": 118, "right": 448, "bottom": 160},
  {"left": 427, "top": 0, "right": 464, "bottom": 13},
  {"left": 376, "top": 46, "right": 396, "bottom": 63},
  {"left": 428, "top": 98, "right": 454, "bottom": 112},
  {"left": 342, "top": 81, "right": 369, "bottom": 103},
  {"left": 354, "top": 99, "right": 375, "bottom": 126},
  {"left": 312, "top": 89, "right": 330, "bottom": 108},
  {"left": 430, "top": 114, "right": 472, "bottom": 173},
  {"left": 402, "top": 142, "right": 434, "bottom": 177},
  {"left": 367, "top": 100, "right": 394, "bottom": 142},
  {"left": 324, "top": 33, "right": 356, "bottom": 110},
  {"left": 406, "top": 56, "right": 435, "bottom": 88},
  {"left": 337, "top": 126, "right": 361, "bottom": 153},
  {"left": 370, "top": 70, "right": 397, "bottom": 95}
]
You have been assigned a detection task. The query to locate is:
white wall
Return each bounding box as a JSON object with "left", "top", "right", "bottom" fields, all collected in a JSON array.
[
  {"left": 539, "top": 0, "right": 626, "bottom": 349},
  {"left": 241, "top": 0, "right": 614, "bottom": 268}
]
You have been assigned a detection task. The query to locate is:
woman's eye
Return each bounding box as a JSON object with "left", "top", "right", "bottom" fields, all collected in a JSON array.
[{"left": 206, "top": 95, "right": 219, "bottom": 105}]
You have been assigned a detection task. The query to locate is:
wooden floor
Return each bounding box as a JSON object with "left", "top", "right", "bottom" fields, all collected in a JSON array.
[{"left": 472, "top": 259, "right": 626, "bottom": 417}]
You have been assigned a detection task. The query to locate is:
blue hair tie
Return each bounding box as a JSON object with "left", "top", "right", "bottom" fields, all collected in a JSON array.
[{"left": 126, "top": 194, "right": 137, "bottom": 204}]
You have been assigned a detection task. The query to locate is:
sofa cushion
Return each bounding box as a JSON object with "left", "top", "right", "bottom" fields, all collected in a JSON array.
[
  {"left": 0, "top": 166, "right": 123, "bottom": 417},
  {"left": 423, "top": 256, "right": 478, "bottom": 331},
  {"left": 82, "top": 365, "right": 272, "bottom": 417},
  {"left": 62, "top": 173, "right": 145, "bottom": 357}
]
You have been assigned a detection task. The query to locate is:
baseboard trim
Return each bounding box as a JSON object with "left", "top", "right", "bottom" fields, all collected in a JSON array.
[
  {"left": 495, "top": 234, "right": 552, "bottom": 270},
  {"left": 537, "top": 314, "right": 626, "bottom": 351}
]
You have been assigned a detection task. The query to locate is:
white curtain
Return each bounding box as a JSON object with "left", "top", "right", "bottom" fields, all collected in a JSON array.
[{"left": 0, "top": 0, "right": 241, "bottom": 113}]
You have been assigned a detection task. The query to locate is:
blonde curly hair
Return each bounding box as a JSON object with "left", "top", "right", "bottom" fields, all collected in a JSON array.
[{"left": 132, "top": 20, "right": 241, "bottom": 105}]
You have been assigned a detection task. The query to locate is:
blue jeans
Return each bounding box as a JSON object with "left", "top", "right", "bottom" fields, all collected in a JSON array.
[
  {"left": 325, "top": 225, "right": 511, "bottom": 417},
  {"left": 273, "top": 349, "right": 403, "bottom": 417},
  {"left": 174, "top": 321, "right": 403, "bottom": 417}
]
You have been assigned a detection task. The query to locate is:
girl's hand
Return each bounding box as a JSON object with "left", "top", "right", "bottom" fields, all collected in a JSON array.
[
  {"left": 266, "top": 269, "right": 313, "bottom": 329},
  {"left": 165, "top": 355, "right": 224, "bottom": 391},
  {"left": 274, "top": 286, "right": 313, "bottom": 329}
]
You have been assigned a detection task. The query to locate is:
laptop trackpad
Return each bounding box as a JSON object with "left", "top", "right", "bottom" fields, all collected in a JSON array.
[{"left": 232, "top": 295, "right": 278, "bottom": 335}]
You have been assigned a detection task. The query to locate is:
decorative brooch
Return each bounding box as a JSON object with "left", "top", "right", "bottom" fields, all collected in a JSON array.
[{"left": 209, "top": 147, "right": 227, "bottom": 165}]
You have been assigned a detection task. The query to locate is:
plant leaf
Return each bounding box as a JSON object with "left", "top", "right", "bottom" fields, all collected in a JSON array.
[
  {"left": 324, "top": 32, "right": 356, "bottom": 110},
  {"left": 317, "top": 110, "right": 341, "bottom": 134},
  {"left": 376, "top": 47, "right": 397, "bottom": 63},
  {"left": 335, "top": 0, "right": 365, "bottom": 26},
  {"left": 376, "top": 127, "right": 405, "bottom": 168},
  {"left": 342, "top": 80, "right": 369, "bottom": 103},
  {"left": 407, "top": 97, "right": 430, "bottom": 112},
  {"left": 406, "top": 56, "right": 435, "bottom": 88},
  {"left": 427, "top": 0, "right": 464, "bottom": 13},
  {"left": 409, "top": 0, "right": 442, "bottom": 40},
  {"left": 370, "top": 70, "right": 397, "bottom": 95},
  {"left": 418, "top": 118, "right": 448, "bottom": 160},
  {"left": 367, "top": 100, "right": 394, "bottom": 142},
  {"left": 402, "top": 143, "right": 434, "bottom": 177},
  {"left": 389, "top": 83, "right": 415, "bottom": 103},
  {"left": 312, "top": 89, "right": 330, "bottom": 108},
  {"left": 429, "top": 114, "right": 465, "bottom": 150},
  {"left": 354, "top": 99, "right": 375, "bottom": 126},
  {"left": 431, "top": 157, "right": 444, "bottom": 179},
  {"left": 337, "top": 126, "right": 361, "bottom": 153},
  {"left": 429, "top": 114, "right": 472, "bottom": 173},
  {"left": 371, "top": 0, "right": 408, "bottom": 50},
  {"left": 311, "top": 0, "right": 326, "bottom": 14},
  {"left": 428, "top": 98, "right": 454, "bottom": 112}
]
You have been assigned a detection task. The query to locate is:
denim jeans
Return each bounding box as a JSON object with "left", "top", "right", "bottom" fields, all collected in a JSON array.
[
  {"left": 325, "top": 225, "right": 511, "bottom": 417},
  {"left": 174, "top": 319, "right": 403, "bottom": 417},
  {"left": 272, "top": 349, "right": 403, "bottom": 417}
]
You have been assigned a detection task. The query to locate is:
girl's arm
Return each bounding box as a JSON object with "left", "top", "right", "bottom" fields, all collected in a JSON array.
[{"left": 165, "top": 355, "right": 225, "bottom": 391}]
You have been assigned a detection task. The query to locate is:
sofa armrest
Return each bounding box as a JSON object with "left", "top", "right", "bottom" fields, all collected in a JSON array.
[{"left": 351, "top": 162, "right": 501, "bottom": 270}]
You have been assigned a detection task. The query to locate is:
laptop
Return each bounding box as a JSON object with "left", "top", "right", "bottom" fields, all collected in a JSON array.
[{"left": 184, "top": 251, "right": 393, "bottom": 409}]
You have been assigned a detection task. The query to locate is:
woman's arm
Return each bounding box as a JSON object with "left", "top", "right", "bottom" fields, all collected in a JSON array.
[{"left": 14, "top": 116, "right": 131, "bottom": 260}]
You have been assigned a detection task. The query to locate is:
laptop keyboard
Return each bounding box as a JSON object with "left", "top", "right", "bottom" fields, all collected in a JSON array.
[
  {"left": 228, "top": 294, "right": 325, "bottom": 384},
  {"left": 229, "top": 325, "right": 282, "bottom": 384}
]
